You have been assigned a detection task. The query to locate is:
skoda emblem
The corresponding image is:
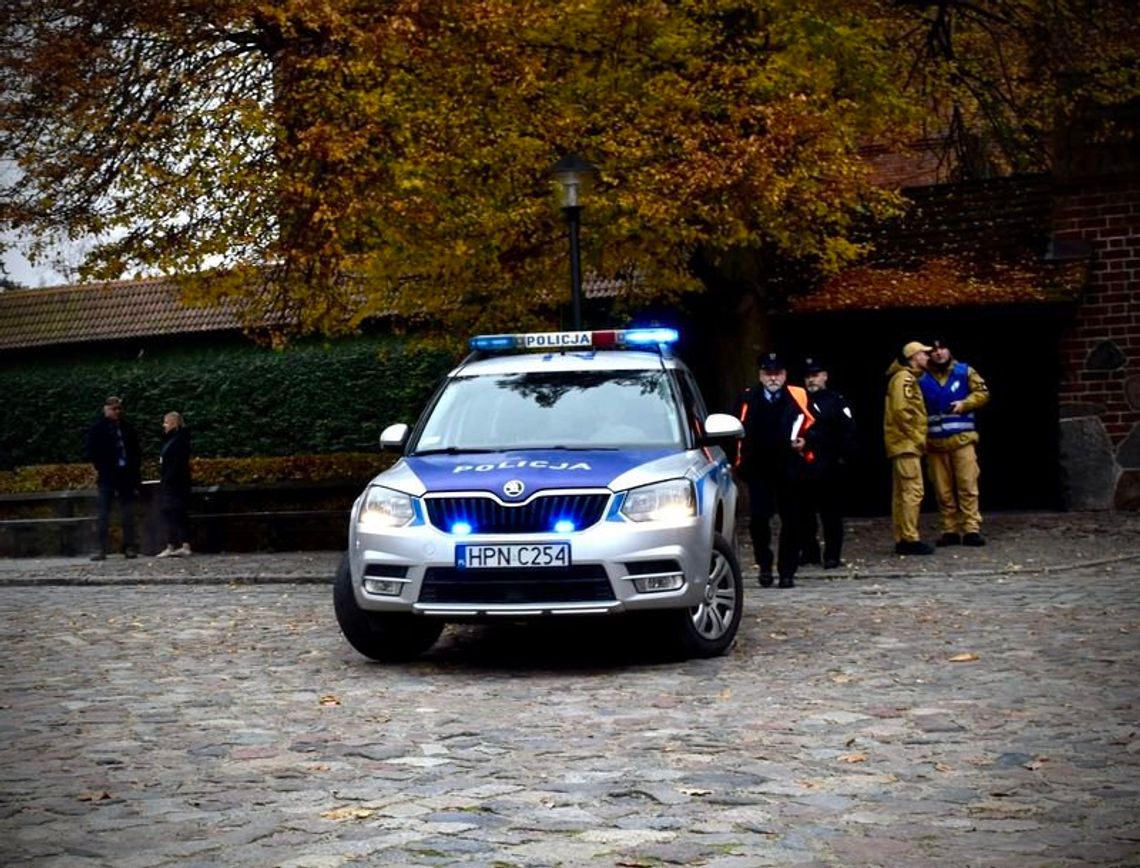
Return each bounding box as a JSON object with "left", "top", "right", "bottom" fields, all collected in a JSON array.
[{"left": 503, "top": 479, "right": 525, "bottom": 498}]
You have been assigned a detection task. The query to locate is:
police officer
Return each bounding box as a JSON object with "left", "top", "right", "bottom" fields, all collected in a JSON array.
[
  {"left": 920, "top": 339, "right": 990, "bottom": 546},
  {"left": 799, "top": 357, "right": 856, "bottom": 569},
  {"left": 733, "top": 352, "right": 814, "bottom": 588},
  {"left": 884, "top": 341, "right": 934, "bottom": 555}
]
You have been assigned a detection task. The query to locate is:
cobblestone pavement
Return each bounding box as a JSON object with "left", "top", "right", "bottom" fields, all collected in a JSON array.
[{"left": 1, "top": 512, "right": 1139, "bottom": 866}]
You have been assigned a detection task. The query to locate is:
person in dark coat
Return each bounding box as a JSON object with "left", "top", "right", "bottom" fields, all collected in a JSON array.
[
  {"left": 156, "top": 411, "right": 193, "bottom": 557},
  {"left": 83, "top": 395, "right": 142, "bottom": 560},
  {"left": 798, "top": 357, "right": 857, "bottom": 569},
  {"left": 732, "top": 353, "right": 814, "bottom": 589}
]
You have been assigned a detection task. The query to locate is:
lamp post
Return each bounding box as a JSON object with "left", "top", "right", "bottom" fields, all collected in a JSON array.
[{"left": 548, "top": 154, "right": 598, "bottom": 330}]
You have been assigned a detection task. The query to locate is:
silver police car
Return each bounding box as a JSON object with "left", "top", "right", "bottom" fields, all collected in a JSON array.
[{"left": 334, "top": 328, "right": 746, "bottom": 661}]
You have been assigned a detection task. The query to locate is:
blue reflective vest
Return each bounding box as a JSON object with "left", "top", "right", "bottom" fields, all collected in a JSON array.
[{"left": 920, "top": 362, "right": 976, "bottom": 440}]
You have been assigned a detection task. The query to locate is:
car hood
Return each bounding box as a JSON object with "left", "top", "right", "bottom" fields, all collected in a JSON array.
[{"left": 376, "top": 449, "right": 678, "bottom": 497}]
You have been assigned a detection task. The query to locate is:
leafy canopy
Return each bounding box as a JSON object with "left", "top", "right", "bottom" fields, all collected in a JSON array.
[{"left": 2, "top": 0, "right": 1135, "bottom": 336}]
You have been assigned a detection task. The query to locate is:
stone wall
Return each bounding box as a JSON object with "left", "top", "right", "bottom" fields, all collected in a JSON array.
[{"left": 1055, "top": 175, "right": 1140, "bottom": 509}]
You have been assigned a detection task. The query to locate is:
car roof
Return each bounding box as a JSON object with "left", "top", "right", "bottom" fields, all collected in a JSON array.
[{"left": 450, "top": 350, "right": 684, "bottom": 377}]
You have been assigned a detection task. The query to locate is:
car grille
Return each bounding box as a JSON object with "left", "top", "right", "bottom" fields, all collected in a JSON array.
[
  {"left": 424, "top": 492, "right": 610, "bottom": 534},
  {"left": 419, "top": 565, "right": 614, "bottom": 604}
]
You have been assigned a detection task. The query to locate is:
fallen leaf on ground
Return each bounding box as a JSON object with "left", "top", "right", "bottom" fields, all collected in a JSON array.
[
  {"left": 934, "top": 762, "right": 953, "bottom": 772},
  {"left": 839, "top": 753, "right": 868, "bottom": 763},
  {"left": 831, "top": 674, "right": 853, "bottom": 684},
  {"left": 319, "top": 694, "right": 341, "bottom": 706},
  {"left": 948, "top": 652, "right": 980, "bottom": 663},
  {"left": 320, "top": 806, "right": 375, "bottom": 821},
  {"left": 718, "top": 688, "right": 732, "bottom": 701}
]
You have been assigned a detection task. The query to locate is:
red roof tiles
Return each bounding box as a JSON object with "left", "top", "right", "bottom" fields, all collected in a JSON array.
[{"left": 0, "top": 277, "right": 245, "bottom": 351}]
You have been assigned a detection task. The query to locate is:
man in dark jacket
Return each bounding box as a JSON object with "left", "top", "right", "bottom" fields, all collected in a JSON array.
[
  {"left": 732, "top": 352, "right": 813, "bottom": 589},
  {"left": 799, "top": 357, "right": 856, "bottom": 569},
  {"left": 83, "top": 396, "right": 142, "bottom": 560}
]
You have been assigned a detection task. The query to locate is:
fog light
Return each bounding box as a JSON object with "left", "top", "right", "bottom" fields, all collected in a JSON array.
[
  {"left": 632, "top": 573, "right": 684, "bottom": 593},
  {"left": 364, "top": 578, "right": 404, "bottom": 596}
]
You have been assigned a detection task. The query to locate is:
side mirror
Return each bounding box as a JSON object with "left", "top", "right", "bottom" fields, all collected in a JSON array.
[
  {"left": 379, "top": 423, "right": 410, "bottom": 452},
  {"left": 701, "top": 413, "right": 745, "bottom": 445}
]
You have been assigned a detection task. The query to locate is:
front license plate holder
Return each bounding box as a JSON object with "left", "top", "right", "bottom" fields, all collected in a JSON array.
[{"left": 456, "top": 542, "right": 571, "bottom": 570}]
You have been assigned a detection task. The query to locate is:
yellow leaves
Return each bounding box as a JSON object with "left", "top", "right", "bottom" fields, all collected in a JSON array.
[
  {"left": 838, "top": 752, "right": 868, "bottom": 763},
  {"left": 319, "top": 694, "right": 341, "bottom": 706},
  {"left": 320, "top": 806, "right": 376, "bottom": 821},
  {"left": 947, "top": 652, "right": 981, "bottom": 663}
]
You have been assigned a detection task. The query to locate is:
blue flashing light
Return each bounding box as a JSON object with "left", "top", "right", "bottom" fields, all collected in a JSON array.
[
  {"left": 622, "top": 327, "right": 679, "bottom": 346},
  {"left": 553, "top": 519, "right": 576, "bottom": 534},
  {"left": 469, "top": 335, "right": 519, "bottom": 351},
  {"left": 468, "top": 328, "right": 680, "bottom": 354},
  {"left": 451, "top": 521, "right": 473, "bottom": 536}
]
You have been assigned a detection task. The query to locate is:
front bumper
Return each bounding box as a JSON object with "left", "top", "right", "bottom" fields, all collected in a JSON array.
[{"left": 348, "top": 511, "right": 712, "bottom": 617}]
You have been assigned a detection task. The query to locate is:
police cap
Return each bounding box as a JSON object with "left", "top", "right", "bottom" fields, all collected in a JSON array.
[{"left": 757, "top": 352, "right": 786, "bottom": 371}]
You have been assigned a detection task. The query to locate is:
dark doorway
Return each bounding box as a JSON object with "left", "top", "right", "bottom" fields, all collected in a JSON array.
[{"left": 691, "top": 304, "right": 1070, "bottom": 516}]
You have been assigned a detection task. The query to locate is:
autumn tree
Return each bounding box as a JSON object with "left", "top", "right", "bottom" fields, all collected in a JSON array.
[
  {"left": 0, "top": 1, "right": 914, "bottom": 335},
  {"left": 2, "top": 0, "right": 1134, "bottom": 354},
  {"left": 892, "top": 0, "right": 1140, "bottom": 178}
]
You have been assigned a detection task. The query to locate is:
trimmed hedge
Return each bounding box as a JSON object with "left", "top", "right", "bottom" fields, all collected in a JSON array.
[
  {"left": 0, "top": 336, "right": 453, "bottom": 469},
  {"left": 0, "top": 452, "right": 397, "bottom": 494}
]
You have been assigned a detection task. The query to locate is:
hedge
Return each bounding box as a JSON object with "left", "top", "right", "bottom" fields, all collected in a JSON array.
[
  {"left": 0, "top": 336, "right": 454, "bottom": 470},
  {"left": 0, "top": 452, "right": 398, "bottom": 494}
]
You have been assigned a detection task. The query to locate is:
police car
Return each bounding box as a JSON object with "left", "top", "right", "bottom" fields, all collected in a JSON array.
[{"left": 334, "top": 328, "right": 746, "bottom": 661}]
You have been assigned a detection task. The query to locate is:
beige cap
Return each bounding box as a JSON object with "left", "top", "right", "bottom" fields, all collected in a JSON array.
[{"left": 902, "top": 341, "right": 932, "bottom": 359}]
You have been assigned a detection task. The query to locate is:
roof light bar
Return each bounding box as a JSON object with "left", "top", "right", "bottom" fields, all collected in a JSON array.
[{"left": 468, "top": 328, "right": 678, "bottom": 352}]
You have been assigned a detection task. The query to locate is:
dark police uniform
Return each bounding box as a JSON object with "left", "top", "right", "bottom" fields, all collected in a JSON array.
[
  {"left": 732, "top": 355, "right": 812, "bottom": 587},
  {"left": 800, "top": 360, "right": 855, "bottom": 568}
]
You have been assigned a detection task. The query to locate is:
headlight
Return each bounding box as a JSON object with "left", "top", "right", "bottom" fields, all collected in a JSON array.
[
  {"left": 358, "top": 486, "right": 415, "bottom": 530},
  {"left": 620, "top": 479, "right": 696, "bottom": 523}
]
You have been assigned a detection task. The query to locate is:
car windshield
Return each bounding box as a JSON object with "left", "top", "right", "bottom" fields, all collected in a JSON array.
[{"left": 411, "top": 369, "right": 685, "bottom": 452}]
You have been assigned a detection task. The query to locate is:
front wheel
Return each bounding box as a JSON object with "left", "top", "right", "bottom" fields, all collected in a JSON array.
[
  {"left": 667, "top": 533, "right": 743, "bottom": 658},
  {"left": 333, "top": 555, "right": 443, "bottom": 661}
]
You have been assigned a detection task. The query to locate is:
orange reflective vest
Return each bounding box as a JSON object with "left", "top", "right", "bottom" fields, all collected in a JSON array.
[
  {"left": 734, "top": 386, "right": 816, "bottom": 466},
  {"left": 787, "top": 385, "right": 816, "bottom": 463}
]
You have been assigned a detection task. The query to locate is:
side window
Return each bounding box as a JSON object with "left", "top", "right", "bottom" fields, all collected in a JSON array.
[{"left": 674, "top": 370, "right": 708, "bottom": 445}]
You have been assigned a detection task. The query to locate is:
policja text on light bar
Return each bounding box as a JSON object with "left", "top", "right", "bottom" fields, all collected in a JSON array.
[{"left": 468, "top": 328, "right": 679, "bottom": 352}]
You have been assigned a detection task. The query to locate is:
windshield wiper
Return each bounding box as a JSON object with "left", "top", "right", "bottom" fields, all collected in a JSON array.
[{"left": 409, "top": 447, "right": 500, "bottom": 456}]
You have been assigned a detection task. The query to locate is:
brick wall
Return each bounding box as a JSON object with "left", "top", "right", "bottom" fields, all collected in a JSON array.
[{"left": 1054, "top": 175, "right": 1140, "bottom": 508}]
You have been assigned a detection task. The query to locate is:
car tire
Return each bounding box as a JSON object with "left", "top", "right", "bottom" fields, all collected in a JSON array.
[
  {"left": 667, "top": 533, "right": 743, "bottom": 658},
  {"left": 333, "top": 555, "right": 444, "bottom": 661}
]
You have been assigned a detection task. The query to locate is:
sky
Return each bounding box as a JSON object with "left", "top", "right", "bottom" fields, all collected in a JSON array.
[{"left": 2, "top": 232, "right": 83, "bottom": 288}]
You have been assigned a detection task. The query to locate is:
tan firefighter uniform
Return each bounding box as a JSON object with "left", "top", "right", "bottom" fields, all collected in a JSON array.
[
  {"left": 920, "top": 358, "right": 990, "bottom": 535},
  {"left": 884, "top": 350, "right": 929, "bottom": 544}
]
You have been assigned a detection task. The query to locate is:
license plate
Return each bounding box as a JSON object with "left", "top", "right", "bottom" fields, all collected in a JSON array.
[{"left": 456, "top": 543, "right": 571, "bottom": 569}]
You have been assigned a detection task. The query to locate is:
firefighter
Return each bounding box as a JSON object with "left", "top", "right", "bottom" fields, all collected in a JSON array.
[
  {"left": 884, "top": 341, "right": 934, "bottom": 555},
  {"left": 920, "top": 339, "right": 990, "bottom": 546}
]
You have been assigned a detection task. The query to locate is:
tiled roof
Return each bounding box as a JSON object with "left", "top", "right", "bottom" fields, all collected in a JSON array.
[
  {"left": 0, "top": 277, "right": 245, "bottom": 352},
  {"left": 789, "top": 175, "right": 1084, "bottom": 312},
  {"left": 0, "top": 272, "right": 631, "bottom": 353}
]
